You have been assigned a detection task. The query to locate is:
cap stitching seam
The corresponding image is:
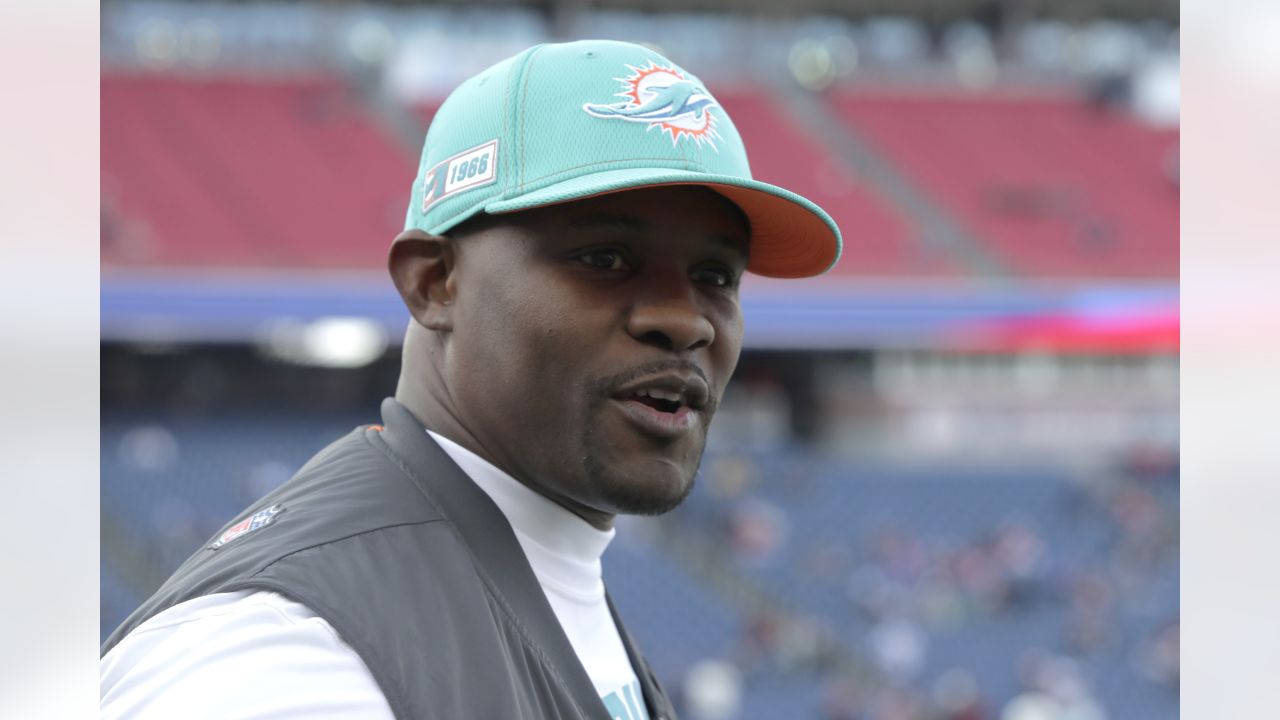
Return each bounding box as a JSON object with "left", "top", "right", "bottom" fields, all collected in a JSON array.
[
  {"left": 500, "top": 53, "right": 516, "bottom": 198},
  {"left": 516, "top": 47, "right": 544, "bottom": 194}
]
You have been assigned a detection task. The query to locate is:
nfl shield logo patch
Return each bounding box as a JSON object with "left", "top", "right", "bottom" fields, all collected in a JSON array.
[{"left": 208, "top": 504, "right": 285, "bottom": 550}]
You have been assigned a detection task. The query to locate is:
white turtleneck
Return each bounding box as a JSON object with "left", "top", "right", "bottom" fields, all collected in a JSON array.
[
  {"left": 100, "top": 431, "right": 650, "bottom": 720},
  {"left": 427, "top": 431, "right": 649, "bottom": 719}
]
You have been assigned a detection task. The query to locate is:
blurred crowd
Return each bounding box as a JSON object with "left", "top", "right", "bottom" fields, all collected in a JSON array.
[{"left": 666, "top": 438, "right": 1178, "bottom": 720}]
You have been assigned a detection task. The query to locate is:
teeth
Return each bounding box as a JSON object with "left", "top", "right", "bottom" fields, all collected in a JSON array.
[{"left": 637, "top": 388, "right": 682, "bottom": 403}]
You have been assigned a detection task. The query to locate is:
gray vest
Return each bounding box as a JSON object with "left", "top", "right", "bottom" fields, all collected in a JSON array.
[{"left": 103, "top": 399, "right": 677, "bottom": 720}]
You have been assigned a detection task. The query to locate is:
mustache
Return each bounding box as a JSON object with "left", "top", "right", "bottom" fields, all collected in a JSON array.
[{"left": 589, "top": 359, "right": 717, "bottom": 414}]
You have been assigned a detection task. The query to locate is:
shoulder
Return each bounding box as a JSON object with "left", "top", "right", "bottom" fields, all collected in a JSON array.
[
  {"left": 101, "top": 590, "right": 394, "bottom": 719},
  {"left": 164, "top": 425, "right": 445, "bottom": 591}
]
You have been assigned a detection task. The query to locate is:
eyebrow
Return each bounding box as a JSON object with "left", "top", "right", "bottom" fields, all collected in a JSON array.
[{"left": 566, "top": 215, "right": 749, "bottom": 256}]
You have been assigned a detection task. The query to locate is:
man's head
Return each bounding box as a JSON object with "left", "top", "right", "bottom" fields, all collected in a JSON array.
[
  {"left": 389, "top": 40, "right": 841, "bottom": 529},
  {"left": 392, "top": 185, "right": 747, "bottom": 527}
]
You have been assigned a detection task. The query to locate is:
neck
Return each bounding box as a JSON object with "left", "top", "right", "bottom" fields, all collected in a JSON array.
[
  {"left": 395, "top": 324, "right": 482, "bottom": 457},
  {"left": 395, "top": 330, "right": 616, "bottom": 532}
]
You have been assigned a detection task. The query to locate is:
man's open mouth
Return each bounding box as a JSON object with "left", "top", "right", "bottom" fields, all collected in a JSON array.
[
  {"left": 609, "top": 371, "right": 709, "bottom": 440},
  {"left": 628, "top": 388, "right": 684, "bottom": 414}
]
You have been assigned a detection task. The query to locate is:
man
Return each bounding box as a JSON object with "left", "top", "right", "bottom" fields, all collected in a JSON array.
[{"left": 101, "top": 40, "right": 841, "bottom": 719}]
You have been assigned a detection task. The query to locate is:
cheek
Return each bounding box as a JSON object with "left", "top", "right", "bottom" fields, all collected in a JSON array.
[
  {"left": 712, "top": 308, "right": 745, "bottom": 391},
  {"left": 456, "top": 280, "right": 588, "bottom": 417}
]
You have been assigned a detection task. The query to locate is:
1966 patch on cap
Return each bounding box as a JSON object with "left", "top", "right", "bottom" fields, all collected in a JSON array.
[
  {"left": 208, "top": 504, "right": 285, "bottom": 550},
  {"left": 421, "top": 140, "right": 499, "bottom": 213}
]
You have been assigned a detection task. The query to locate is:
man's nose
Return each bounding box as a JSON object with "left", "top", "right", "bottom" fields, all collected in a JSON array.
[{"left": 625, "top": 280, "right": 715, "bottom": 353}]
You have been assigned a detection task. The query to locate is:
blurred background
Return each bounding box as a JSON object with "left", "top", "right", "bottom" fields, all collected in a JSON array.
[{"left": 100, "top": 0, "right": 1178, "bottom": 718}]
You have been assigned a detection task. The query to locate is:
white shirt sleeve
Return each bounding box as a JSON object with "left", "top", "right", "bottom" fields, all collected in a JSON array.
[{"left": 101, "top": 590, "right": 394, "bottom": 720}]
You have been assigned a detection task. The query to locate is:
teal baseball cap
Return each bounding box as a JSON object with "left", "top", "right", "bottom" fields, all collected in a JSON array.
[{"left": 405, "top": 40, "right": 842, "bottom": 278}]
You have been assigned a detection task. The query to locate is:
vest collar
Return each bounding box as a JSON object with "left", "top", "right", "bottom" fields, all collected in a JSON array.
[{"left": 376, "top": 398, "right": 642, "bottom": 719}]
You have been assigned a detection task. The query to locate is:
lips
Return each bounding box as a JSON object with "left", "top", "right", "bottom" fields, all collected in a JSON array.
[
  {"left": 630, "top": 387, "right": 685, "bottom": 413},
  {"left": 613, "top": 372, "right": 710, "bottom": 412},
  {"left": 610, "top": 371, "right": 710, "bottom": 441}
]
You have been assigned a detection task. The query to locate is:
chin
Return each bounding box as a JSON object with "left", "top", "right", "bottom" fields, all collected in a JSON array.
[{"left": 589, "top": 456, "right": 698, "bottom": 517}]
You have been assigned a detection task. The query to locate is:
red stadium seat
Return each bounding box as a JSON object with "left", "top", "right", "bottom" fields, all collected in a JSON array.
[
  {"left": 827, "top": 90, "right": 1178, "bottom": 279},
  {"left": 102, "top": 72, "right": 417, "bottom": 269},
  {"left": 103, "top": 74, "right": 1175, "bottom": 281}
]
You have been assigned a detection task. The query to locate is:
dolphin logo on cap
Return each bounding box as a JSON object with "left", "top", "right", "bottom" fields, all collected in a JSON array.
[
  {"left": 582, "top": 62, "right": 723, "bottom": 149},
  {"left": 584, "top": 80, "right": 716, "bottom": 124}
]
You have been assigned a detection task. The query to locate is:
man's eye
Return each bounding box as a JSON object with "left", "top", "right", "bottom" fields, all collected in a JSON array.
[
  {"left": 692, "top": 266, "right": 735, "bottom": 288},
  {"left": 577, "top": 249, "right": 627, "bottom": 271}
]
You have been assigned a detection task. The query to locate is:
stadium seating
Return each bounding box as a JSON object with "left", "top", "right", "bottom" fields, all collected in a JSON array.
[
  {"left": 676, "top": 441, "right": 1179, "bottom": 718},
  {"left": 104, "top": 72, "right": 1177, "bottom": 281},
  {"left": 101, "top": 410, "right": 1177, "bottom": 718},
  {"left": 102, "top": 72, "right": 415, "bottom": 268},
  {"left": 828, "top": 90, "right": 1179, "bottom": 278},
  {"left": 605, "top": 537, "right": 742, "bottom": 675}
]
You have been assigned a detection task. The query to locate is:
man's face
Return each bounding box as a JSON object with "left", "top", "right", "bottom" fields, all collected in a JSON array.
[{"left": 444, "top": 185, "right": 748, "bottom": 526}]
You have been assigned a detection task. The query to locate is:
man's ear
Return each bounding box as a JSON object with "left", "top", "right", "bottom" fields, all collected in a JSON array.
[{"left": 388, "top": 229, "right": 457, "bottom": 331}]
